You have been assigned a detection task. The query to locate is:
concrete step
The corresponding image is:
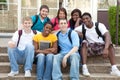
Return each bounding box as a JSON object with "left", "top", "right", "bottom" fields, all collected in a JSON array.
[
  {"left": 1, "top": 53, "right": 120, "bottom": 64},
  {"left": 0, "top": 45, "right": 120, "bottom": 53},
  {"left": 0, "top": 73, "right": 120, "bottom": 80},
  {"left": 0, "top": 62, "right": 120, "bottom": 74}
]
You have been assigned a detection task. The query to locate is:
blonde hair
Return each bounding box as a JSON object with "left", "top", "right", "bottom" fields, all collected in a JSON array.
[{"left": 22, "top": 16, "right": 32, "bottom": 23}]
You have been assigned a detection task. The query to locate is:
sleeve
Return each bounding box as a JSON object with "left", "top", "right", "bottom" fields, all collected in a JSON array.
[
  {"left": 74, "top": 25, "right": 82, "bottom": 32},
  {"left": 12, "top": 31, "right": 19, "bottom": 43},
  {"left": 52, "top": 34, "right": 58, "bottom": 42},
  {"left": 50, "top": 18, "right": 55, "bottom": 24},
  {"left": 33, "top": 34, "right": 38, "bottom": 42},
  {"left": 98, "top": 23, "right": 108, "bottom": 35},
  {"left": 71, "top": 31, "right": 80, "bottom": 47},
  {"left": 67, "top": 21, "right": 70, "bottom": 28}
]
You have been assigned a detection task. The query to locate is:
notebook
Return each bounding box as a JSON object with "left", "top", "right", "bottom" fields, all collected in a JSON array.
[{"left": 39, "top": 41, "right": 50, "bottom": 50}]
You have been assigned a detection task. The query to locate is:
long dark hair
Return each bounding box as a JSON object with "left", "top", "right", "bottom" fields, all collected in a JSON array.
[
  {"left": 69, "top": 9, "right": 82, "bottom": 29},
  {"left": 56, "top": 7, "right": 67, "bottom": 20},
  {"left": 53, "top": 7, "right": 67, "bottom": 27}
]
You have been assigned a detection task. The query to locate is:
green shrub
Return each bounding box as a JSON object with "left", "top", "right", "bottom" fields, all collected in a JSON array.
[
  {"left": 0, "top": 0, "right": 6, "bottom": 2},
  {"left": 108, "top": 6, "right": 120, "bottom": 45}
]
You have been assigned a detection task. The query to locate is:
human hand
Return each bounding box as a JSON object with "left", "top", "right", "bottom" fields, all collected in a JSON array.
[
  {"left": 62, "top": 55, "right": 68, "bottom": 68},
  {"left": 8, "top": 41, "right": 16, "bottom": 48},
  {"left": 102, "top": 48, "right": 109, "bottom": 58}
]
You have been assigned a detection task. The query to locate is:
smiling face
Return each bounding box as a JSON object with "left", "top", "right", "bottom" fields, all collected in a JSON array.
[
  {"left": 22, "top": 17, "right": 33, "bottom": 30},
  {"left": 59, "top": 19, "right": 68, "bottom": 32},
  {"left": 72, "top": 12, "right": 80, "bottom": 21},
  {"left": 82, "top": 14, "right": 92, "bottom": 28},
  {"left": 58, "top": 11, "right": 66, "bottom": 19},
  {"left": 43, "top": 23, "right": 53, "bottom": 36},
  {"left": 40, "top": 8, "right": 49, "bottom": 19}
]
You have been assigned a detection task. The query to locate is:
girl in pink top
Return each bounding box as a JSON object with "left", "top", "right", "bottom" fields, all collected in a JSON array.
[{"left": 51, "top": 7, "right": 67, "bottom": 33}]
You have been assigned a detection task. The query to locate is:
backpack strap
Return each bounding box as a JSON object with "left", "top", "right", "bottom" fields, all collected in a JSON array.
[
  {"left": 17, "top": 30, "right": 22, "bottom": 47},
  {"left": 57, "top": 29, "right": 72, "bottom": 53},
  {"left": 95, "top": 22, "right": 105, "bottom": 41},
  {"left": 17, "top": 30, "right": 37, "bottom": 47},
  {"left": 82, "top": 24, "right": 86, "bottom": 40},
  {"left": 57, "top": 29, "right": 72, "bottom": 44},
  {"left": 56, "top": 30, "right": 61, "bottom": 38},
  {"left": 31, "top": 15, "right": 39, "bottom": 29},
  {"left": 68, "top": 29, "right": 72, "bottom": 44},
  {"left": 32, "top": 30, "right": 37, "bottom": 34}
]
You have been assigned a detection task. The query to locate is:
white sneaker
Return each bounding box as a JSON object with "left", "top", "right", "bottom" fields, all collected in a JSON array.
[
  {"left": 82, "top": 67, "right": 90, "bottom": 76},
  {"left": 8, "top": 71, "right": 19, "bottom": 77},
  {"left": 110, "top": 69, "right": 120, "bottom": 76},
  {"left": 25, "top": 70, "right": 31, "bottom": 77}
]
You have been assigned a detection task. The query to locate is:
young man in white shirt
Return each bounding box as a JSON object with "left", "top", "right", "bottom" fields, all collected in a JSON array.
[
  {"left": 75, "top": 12, "right": 120, "bottom": 77},
  {"left": 8, "top": 16, "right": 36, "bottom": 77}
]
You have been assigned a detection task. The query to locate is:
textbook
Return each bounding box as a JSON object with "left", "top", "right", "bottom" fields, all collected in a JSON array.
[{"left": 39, "top": 41, "right": 50, "bottom": 50}]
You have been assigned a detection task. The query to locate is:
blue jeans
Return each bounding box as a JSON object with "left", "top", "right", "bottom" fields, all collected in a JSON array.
[
  {"left": 8, "top": 44, "right": 34, "bottom": 72},
  {"left": 36, "top": 53, "right": 54, "bottom": 80},
  {"left": 52, "top": 53, "right": 80, "bottom": 80}
]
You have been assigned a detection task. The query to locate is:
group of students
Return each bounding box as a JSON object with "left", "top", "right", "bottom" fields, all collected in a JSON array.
[{"left": 7, "top": 4, "right": 120, "bottom": 80}]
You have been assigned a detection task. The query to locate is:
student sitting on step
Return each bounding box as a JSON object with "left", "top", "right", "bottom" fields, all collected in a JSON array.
[
  {"left": 8, "top": 16, "right": 37, "bottom": 77},
  {"left": 75, "top": 12, "right": 120, "bottom": 77},
  {"left": 52, "top": 18, "right": 80, "bottom": 80},
  {"left": 33, "top": 21, "right": 57, "bottom": 80}
]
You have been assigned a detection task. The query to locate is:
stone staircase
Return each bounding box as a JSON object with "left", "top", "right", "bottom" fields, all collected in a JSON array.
[{"left": 0, "top": 37, "right": 120, "bottom": 80}]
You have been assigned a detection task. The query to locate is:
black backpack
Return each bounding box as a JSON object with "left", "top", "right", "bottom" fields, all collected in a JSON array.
[
  {"left": 82, "top": 22, "right": 105, "bottom": 41},
  {"left": 57, "top": 29, "right": 81, "bottom": 52},
  {"left": 31, "top": 15, "right": 39, "bottom": 29},
  {"left": 31, "top": 15, "right": 50, "bottom": 29}
]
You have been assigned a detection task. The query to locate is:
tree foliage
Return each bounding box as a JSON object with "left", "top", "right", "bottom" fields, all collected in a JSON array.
[{"left": 108, "top": 6, "right": 120, "bottom": 45}]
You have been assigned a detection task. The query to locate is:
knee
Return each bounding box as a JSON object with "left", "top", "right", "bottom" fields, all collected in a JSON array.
[
  {"left": 47, "top": 54, "right": 54, "bottom": 58},
  {"left": 46, "top": 54, "right": 54, "bottom": 61},
  {"left": 8, "top": 47, "right": 16, "bottom": 53},
  {"left": 25, "top": 44, "right": 34, "bottom": 50},
  {"left": 70, "top": 53, "right": 80, "bottom": 61},
  {"left": 37, "top": 54, "right": 45, "bottom": 60}
]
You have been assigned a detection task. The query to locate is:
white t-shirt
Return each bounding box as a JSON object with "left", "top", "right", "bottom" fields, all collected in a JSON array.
[
  {"left": 12, "top": 30, "right": 35, "bottom": 50},
  {"left": 75, "top": 22, "right": 108, "bottom": 43}
]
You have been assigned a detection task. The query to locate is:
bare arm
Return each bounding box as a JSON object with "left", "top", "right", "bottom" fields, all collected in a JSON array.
[
  {"left": 33, "top": 40, "right": 57, "bottom": 55},
  {"left": 102, "top": 32, "right": 112, "bottom": 58},
  {"left": 104, "top": 32, "right": 111, "bottom": 49},
  {"left": 62, "top": 46, "right": 78, "bottom": 68},
  {"left": 75, "top": 18, "right": 81, "bottom": 28}
]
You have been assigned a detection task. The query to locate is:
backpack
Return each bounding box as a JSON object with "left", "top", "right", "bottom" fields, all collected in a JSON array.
[
  {"left": 31, "top": 15, "right": 50, "bottom": 29},
  {"left": 57, "top": 29, "right": 81, "bottom": 52},
  {"left": 82, "top": 22, "right": 105, "bottom": 41},
  {"left": 31, "top": 15, "right": 39, "bottom": 29},
  {"left": 17, "top": 30, "right": 37, "bottom": 47}
]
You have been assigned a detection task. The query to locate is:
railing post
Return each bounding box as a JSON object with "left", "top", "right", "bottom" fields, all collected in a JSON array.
[
  {"left": 18, "top": 0, "right": 21, "bottom": 30},
  {"left": 37, "top": 0, "right": 41, "bottom": 14},
  {"left": 116, "top": 0, "right": 119, "bottom": 46}
]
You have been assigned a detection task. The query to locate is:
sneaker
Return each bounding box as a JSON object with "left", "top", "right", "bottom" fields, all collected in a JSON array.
[
  {"left": 82, "top": 67, "right": 90, "bottom": 76},
  {"left": 110, "top": 69, "right": 120, "bottom": 76},
  {"left": 8, "top": 71, "right": 19, "bottom": 77},
  {"left": 25, "top": 70, "right": 31, "bottom": 77}
]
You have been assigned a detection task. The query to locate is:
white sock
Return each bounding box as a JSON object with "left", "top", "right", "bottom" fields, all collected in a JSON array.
[{"left": 111, "top": 65, "right": 118, "bottom": 71}]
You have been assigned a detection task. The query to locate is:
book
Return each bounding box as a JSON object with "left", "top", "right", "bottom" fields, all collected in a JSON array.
[{"left": 39, "top": 41, "right": 51, "bottom": 50}]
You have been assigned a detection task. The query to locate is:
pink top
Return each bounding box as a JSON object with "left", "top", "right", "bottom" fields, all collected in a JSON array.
[
  {"left": 51, "top": 17, "right": 70, "bottom": 30},
  {"left": 51, "top": 18, "right": 59, "bottom": 30}
]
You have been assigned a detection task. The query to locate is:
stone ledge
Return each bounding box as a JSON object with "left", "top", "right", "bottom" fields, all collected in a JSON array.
[{"left": 0, "top": 73, "right": 120, "bottom": 80}]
